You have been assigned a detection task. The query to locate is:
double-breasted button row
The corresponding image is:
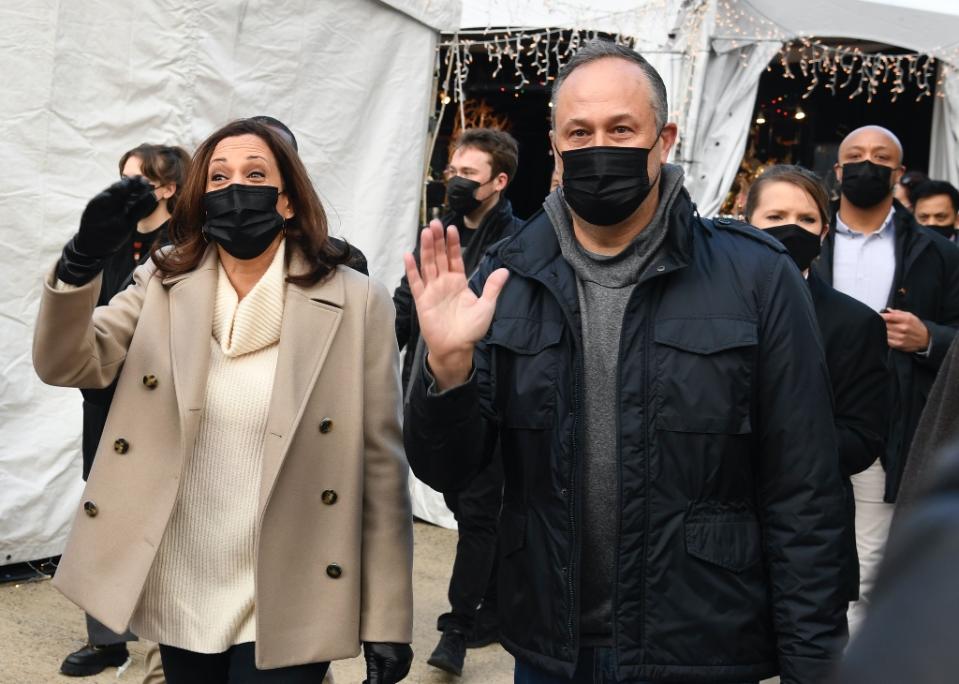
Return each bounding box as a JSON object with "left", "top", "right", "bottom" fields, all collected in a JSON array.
[
  {"left": 114, "top": 438, "right": 130, "bottom": 454},
  {"left": 319, "top": 417, "right": 334, "bottom": 434},
  {"left": 326, "top": 563, "right": 342, "bottom": 579}
]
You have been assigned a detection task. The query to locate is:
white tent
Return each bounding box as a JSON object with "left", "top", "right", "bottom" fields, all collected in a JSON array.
[
  {"left": 681, "top": 0, "right": 959, "bottom": 215},
  {"left": 0, "top": 0, "right": 459, "bottom": 565}
]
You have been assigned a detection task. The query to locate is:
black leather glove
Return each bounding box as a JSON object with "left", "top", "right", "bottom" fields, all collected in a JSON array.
[
  {"left": 57, "top": 176, "right": 157, "bottom": 285},
  {"left": 362, "top": 642, "right": 413, "bottom": 684}
]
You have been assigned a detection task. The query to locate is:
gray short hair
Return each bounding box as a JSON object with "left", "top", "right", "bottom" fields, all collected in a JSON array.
[{"left": 550, "top": 40, "right": 668, "bottom": 131}]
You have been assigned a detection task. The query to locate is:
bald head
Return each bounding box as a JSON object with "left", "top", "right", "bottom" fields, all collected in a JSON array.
[{"left": 839, "top": 126, "right": 904, "bottom": 166}]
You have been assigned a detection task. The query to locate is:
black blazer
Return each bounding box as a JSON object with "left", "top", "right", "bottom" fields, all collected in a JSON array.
[
  {"left": 808, "top": 270, "right": 889, "bottom": 599},
  {"left": 812, "top": 201, "right": 959, "bottom": 500}
]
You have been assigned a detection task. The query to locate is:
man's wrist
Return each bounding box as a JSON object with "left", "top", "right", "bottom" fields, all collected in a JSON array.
[{"left": 427, "top": 349, "right": 473, "bottom": 391}]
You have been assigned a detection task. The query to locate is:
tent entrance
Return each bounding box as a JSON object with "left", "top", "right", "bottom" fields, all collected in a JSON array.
[{"left": 722, "top": 38, "right": 938, "bottom": 214}]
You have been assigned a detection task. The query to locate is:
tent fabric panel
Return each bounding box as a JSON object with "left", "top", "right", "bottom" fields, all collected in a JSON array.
[{"left": 0, "top": 0, "right": 442, "bottom": 562}]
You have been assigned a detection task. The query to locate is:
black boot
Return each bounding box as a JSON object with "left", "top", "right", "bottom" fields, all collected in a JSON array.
[
  {"left": 60, "top": 643, "right": 129, "bottom": 677},
  {"left": 427, "top": 629, "right": 467, "bottom": 676}
]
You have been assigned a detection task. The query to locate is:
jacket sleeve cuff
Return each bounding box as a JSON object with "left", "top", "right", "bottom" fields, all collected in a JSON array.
[
  {"left": 777, "top": 653, "right": 841, "bottom": 684},
  {"left": 422, "top": 355, "right": 475, "bottom": 397},
  {"left": 917, "top": 319, "right": 955, "bottom": 368}
]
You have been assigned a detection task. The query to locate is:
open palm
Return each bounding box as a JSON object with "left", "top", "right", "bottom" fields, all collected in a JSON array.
[{"left": 403, "top": 220, "right": 509, "bottom": 385}]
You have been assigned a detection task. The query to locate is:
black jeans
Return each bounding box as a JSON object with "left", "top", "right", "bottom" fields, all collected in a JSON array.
[
  {"left": 437, "top": 453, "right": 504, "bottom": 634},
  {"left": 159, "top": 643, "right": 329, "bottom": 683}
]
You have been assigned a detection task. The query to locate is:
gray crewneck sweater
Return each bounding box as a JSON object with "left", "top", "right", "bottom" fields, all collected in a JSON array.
[{"left": 544, "top": 163, "right": 686, "bottom": 642}]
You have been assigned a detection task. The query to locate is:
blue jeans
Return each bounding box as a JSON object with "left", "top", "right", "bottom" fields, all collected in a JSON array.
[{"left": 514, "top": 648, "right": 757, "bottom": 683}]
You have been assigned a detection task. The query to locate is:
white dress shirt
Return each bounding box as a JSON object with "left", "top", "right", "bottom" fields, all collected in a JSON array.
[{"left": 832, "top": 207, "right": 897, "bottom": 313}]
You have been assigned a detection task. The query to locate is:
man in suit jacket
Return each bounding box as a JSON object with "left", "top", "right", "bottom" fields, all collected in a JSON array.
[{"left": 811, "top": 125, "right": 959, "bottom": 634}]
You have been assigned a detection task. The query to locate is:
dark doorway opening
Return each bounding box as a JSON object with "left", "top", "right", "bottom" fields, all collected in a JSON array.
[{"left": 724, "top": 40, "right": 937, "bottom": 214}]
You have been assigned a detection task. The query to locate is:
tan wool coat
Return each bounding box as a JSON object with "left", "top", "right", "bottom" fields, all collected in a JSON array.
[{"left": 33, "top": 246, "right": 413, "bottom": 669}]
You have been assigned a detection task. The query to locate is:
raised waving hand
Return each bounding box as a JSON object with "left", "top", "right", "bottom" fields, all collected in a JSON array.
[{"left": 403, "top": 220, "right": 509, "bottom": 390}]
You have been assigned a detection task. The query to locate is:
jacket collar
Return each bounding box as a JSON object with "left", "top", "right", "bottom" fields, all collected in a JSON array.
[
  {"left": 258, "top": 251, "right": 345, "bottom": 517},
  {"left": 499, "top": 187, "right": 695, "bottom": 282},
  {"left": 818, "top": 198, "right": 934, "bottom": 292}
]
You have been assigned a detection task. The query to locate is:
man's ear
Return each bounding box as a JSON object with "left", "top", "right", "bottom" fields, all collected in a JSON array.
[
  {"left": 892, "top": 165, "right": 906, "bottom": 186},
  {"left": 156, "top": 183, "right": 176, "bottom": 201},
  {"left": 834, "top": 162, "right": 843, "bottom": 184},
  {"left": 493, "top": 172, "right": 509, "bottom": 193},
  {"left": 550, "top": 130, "right": 564, "bottom": 177},
  {"left": 659, "top": 123, "right": 679, "bottom": 163}
]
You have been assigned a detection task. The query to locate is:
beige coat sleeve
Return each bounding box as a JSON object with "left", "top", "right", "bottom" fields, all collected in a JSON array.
[
  {"left": 33, "top": 260, "right": 156, "bottom": 389},
  {"left": 359, "top": 278, "right": 414, "bottom": 643}
]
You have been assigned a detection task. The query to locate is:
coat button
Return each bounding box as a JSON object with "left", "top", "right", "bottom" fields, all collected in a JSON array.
[
  {"left": 83, "top": 501, "right": 98, "bottom": 517},
  {"left": 319, "top": 418, "right": 333, "bottom": 434},
  {"left": 326, "top": 563, "right": 342, "bottom": 579},
  {"left": 114, "top": 438, "right": 130, "bottom": 454},
  {"left": 321, "top": 490, "right": 338, "bottom": 505},
  {"left": 897, "top": 287, "right": 908, "bottom": 296},
  {"left": 142, "top": 374, "right": 159, "bottom": 389}
]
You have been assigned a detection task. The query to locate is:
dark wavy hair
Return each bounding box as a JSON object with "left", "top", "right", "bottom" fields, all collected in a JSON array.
[
  {"left": 153, "top": 119, "right": 350, "bottom": 285},
  {"left": 118, "top": 143, "right": 191, "bottom": 214}
]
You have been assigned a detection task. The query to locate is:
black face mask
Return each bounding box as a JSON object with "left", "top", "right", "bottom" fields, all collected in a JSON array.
[
  {"left": 840, "top": 160, "right": 895, "bottom": 208},
  {"left": 764, "top": 224, "right": 822, "bottom": 272},
  {"left": 924, "top": 224, "right": 957, "bottom": 240},
  {"left": 446, "top": 176, "right": 490, "bottom": 216},
  {"left": 560, "top": 144, "right": 660, "bottom": 226},
  {"left": 202, "top": 184, "right": 285, "bottom": 260}
]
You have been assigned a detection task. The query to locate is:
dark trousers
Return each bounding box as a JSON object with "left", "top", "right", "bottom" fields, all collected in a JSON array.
[
  {"left": 514, "top": 648, "right": 758, "bottom": 683},
  {"left": 159, "top": 643, "right": 329, "bottom": 683},
  {"left": 437, "top": 453, "right": 504, "bottom": 634},
  {"left": 86, "top": 612, "right": 135, "bottom": 646}
]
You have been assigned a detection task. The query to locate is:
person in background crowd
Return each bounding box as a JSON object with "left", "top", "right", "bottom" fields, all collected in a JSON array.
[
  {"left": 912, "top": 179, "right": 959, "bottom": 242},
  {"left": 405, "top": 40, "right": 847, "bottom": 683},
  {"left": 394, "top": 128, "right": 522, "bottom": 677},
  {"left": 60, "top": 142, "right": 188, "bottom": 680},
  {"left": 893, "top": 169, "right": 927, "bottom": 212},
  {"left": 812, "top": 125, "right": 959, "bottom": 636},
  {"left": 744, "top": 164, "right": 889, "bottom": 609},
  {"left": 837, "top": 439, "right": 959, "bottom": 684},
  {"left": 34, "top": 119, "right": 413, "bottom": 684}
]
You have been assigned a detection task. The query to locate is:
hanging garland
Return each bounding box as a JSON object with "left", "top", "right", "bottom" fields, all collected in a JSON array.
[{"left": 777, "top": 38, "right": 943, "bottom": 103}]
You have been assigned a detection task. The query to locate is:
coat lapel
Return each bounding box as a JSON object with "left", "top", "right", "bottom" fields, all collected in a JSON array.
[
  {"left": 258, "top": 263, "right": 345, "bottom": 514},
  {"left": 163, "top": 247, "right": 218, "bottom": 452}
]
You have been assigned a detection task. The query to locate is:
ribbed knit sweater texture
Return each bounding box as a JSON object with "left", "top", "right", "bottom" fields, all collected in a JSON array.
[{"left": 131, "top": 242, "right": 286, "bottom": 652}]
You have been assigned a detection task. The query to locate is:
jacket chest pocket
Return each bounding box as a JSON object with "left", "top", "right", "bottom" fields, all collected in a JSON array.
[
  {"left": 653, "top": 317, "right": 757, "bottom": 434},
  {"left": 487, "top": 318, "right": 564, "bottom": 429}
]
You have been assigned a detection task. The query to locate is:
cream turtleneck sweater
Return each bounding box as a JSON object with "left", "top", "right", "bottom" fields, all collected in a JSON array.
[{"left": 131, "top": 242, "right": 286, "bottom": 652}]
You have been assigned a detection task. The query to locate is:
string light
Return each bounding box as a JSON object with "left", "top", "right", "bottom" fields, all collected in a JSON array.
[{"left": 779, "top": 38, "right": 943, "bottom": 102}]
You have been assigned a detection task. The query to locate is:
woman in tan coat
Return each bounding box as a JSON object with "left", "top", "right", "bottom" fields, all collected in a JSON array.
[{"left": 34, "top": 119, "right": 414, "bottom": 683}]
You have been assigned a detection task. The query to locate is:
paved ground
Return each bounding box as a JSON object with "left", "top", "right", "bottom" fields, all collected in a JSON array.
[{"left": 0, "top": 521, "right": 513, "bottom": 683}]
